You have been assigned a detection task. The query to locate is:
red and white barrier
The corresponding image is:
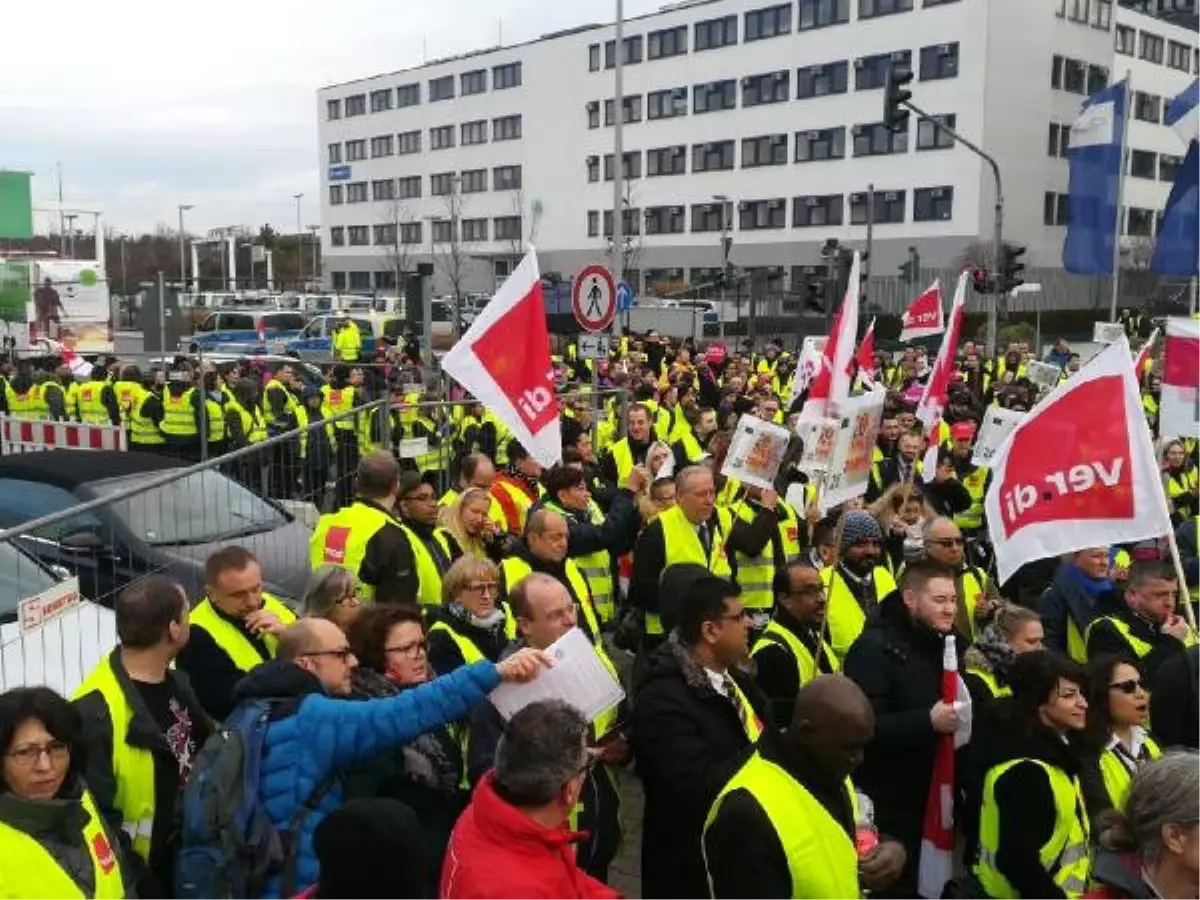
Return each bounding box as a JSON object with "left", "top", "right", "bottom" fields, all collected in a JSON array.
[{"left": 0, "top": 416, "right": 126, "bottom": 454}]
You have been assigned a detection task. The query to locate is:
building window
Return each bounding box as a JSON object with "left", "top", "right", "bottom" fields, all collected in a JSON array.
[
  {"left": 919, "top": 43, "right": 959, "bottom": 80},
  {"left": 598, "top": 36, "right": 643, "bottom": 69},
  {"left": 587, "top": 101, "right": 600, "bottom": 129},
  {"left": 1130, "top": 149, "right": 1157, "bottom": 179},
  {"left": 1092, "top": 0, "right": 1111, "bottom": 29},
  {"left": 922, "top": 0, "right": 961, "bottom": 5},
  {"left": 345, "top": 139, "right": 366, "bottom": 162},
  {"left": 793, "top": 194, "right": 843, "bottom": 227},
  {"left": 745, "top": 4, "right": 792, "bottom": 41},
  {"left": 849, "top": 189, "right": 905, "bottom": 224},
  {"left": 1160, "top": 154, "right": 1182, "bottom": 182},
  {"left": 331, "top": 272, "right": 347, "bottom": 291},
  {"left": 603, "top": 152, "right": 642, "bottom": 180},
  {"left": 1115, "top": 25, "right": 1135, "bottom": 55},
  {"left": 695, "top": 15, "right": 738, "bottom": 50},
  {"left": 371, "top": 179, "right": 395, "bottom": 201},
  {"left": 648, "top": 26, "right": 687, "bottom": 59},
  {"left": 432, "top": 220, "right": 455, "bottom": 243},
  {"left": 1043, "top": 191, "right": 1070, "bottom": 226},
  {"left": 913, "top": 186, "right": 954, "bottom": 221},
  {"left": 494, "top": 165, "right": 522, "bottom": 190},
  {"left": 798, "top": 0, "right": 850, "bottom": 29},
  {"left": 692, "top": 140, "right": 736, "bottom": 172},
  {"left": 493, "top": 115, "right": 522, "bottom": 141},
  {"left": 461, "top": 169, "right": 488, "bottom": 193},
  {"left": 493, "top": 62, "right": 522, "bottom": 89},
  {"left": 494, "top": 216, "right": 522, "bottom": 240},
  {"left": 797, "top": 61, "right": 849, "bottom": 98},
  {"left": 345, "top": 94, "right": 366, "bottom": 117},
  {"left": 329, "top": 185, "right": 344, "bottom": 205},
  {"left": 743, "top": 70, "right": 790, "bottom": 106},
  {"left": 738, "top": 199, "right": 787, "bottom": 230},
  {"left": 347, "top": 225, "right": 369, "bottom": 246},
  {"left": 647, "top": 145, "right": 688, "bottom": 176},
  {"left": 429, "top": 75, "right": 454, "bottom": 101},
  {"left": 397, "top": 130, "right": 421, "bottom": 155},
  {"left": 589, "top": 43, "right": 601, "bottom": 71},
  {"left": 742, "top": 133, "right": 789, "bottom": 167},
  {"left": 1127, "top": 207, "right": 1154, "bottom": 236},
  {"left": 328, "top": 143, "right": 342, "bottom": 164},
  {"left": 1140, "top": 32, "right": 1165, "bottom": 64},
  {"left": 694, "top": 79, "right": 737, "bottom": 113},
  {"left": 586, "top": 156, "right": 600, "bottom": 183},
  {"left": 691, "top": 201, "right": 734, "bottom": 233},
  {"left": 370, "top": 135, "right": 394, "bottom": 158},
  {"left": 348, "top": 271, "right": 371, "bottom": 290},
  {"left": 373, "top": 224, "right": 396, "bottom": 246},
  {"left": 400, "top": 222, "right": 422, "bottom": 244},
  {"left": 1087, "top": 64, "right": 1109, "bottom": 94},
  {"left": 326, "top": 99, "right": 341, "bottom": 120},
  {"left": 601, "top": 208, "right": 641, "bottom": 237},
  {"left": 852, "top": 121, "right": 908, "bottom": 156},
  {"left": 397, "top": 176, "right": 421, "bottom": 199},
  {"left": 917, "top": 114, "right": 955, "bottom": 150},
  {"left": 644, "top": 206, "right": 687, "bottom": 235},
  {"left": 396, "top": 83, "right": 420, "bottom": 107},
  {"left": 859, "top": 0, "right": 913, "bottom": 18},
  {"left": 856, "top": 51, "right": 910, "bottom": 90},
  {"left": 1062, "top": 0, "right": 1088, "bottom": 22},
  {"left": 346, "top": 182, "right": 368, "bottom": 204},
  {"left": 330, "top": 227, "right": 344, "bottom": 246},
  {"left": 587, "top": 210, "right": 600, "bottom": 237},
  {"left": 1047, "top": 122, "right": 1070, "bottom": 157},
  {"left": 1061, "top": 57, "right": 1086, "bottom": 93},
  {"left": 1167, "top": 40, "right": 1191, "bottom": 71},
  {"left": 374, "top": 271, "right": 396, "bottom": 291},
  {"left": 461, "top": 69, "right": 487, "bottom": 95},
  {"left": 462, "top": 219, "right": 489, "bottom": 242},
  {"left": 431, "top": 173, "right": 456, "bottom": 196},
  {"left": 370, "top": 89, "right": 392, "bottom": 113},
  {"left": 430, "top": 125, "right": 455, "bottom": 150},
  {"left": 604, "top": 95, "right": 643, "bottom": 124},
  {"left": 795, "top": 127, "right": 846, "bottom": 162},
  {"left": 648, "top": 87, "right": 689, "bottom": 119},
  {"left": 1134, "top": 91, "right": 1161, "bottom": 123},
  {"left": 461, "top": 120, "right": 488, "bottom": 146}
]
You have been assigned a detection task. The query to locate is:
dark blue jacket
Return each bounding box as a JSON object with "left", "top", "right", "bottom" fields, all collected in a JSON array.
[{"left": 230, "top": 658, "right": 500, "bottom": 897}]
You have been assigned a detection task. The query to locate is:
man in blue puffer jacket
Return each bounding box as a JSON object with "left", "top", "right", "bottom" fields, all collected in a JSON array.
[{"left": 230, "top": 617, "right": 548, "bottom": 897}]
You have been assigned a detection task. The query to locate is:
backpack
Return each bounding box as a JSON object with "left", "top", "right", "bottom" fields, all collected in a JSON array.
[{"left": 175, "top": 698, "right": 332, "bottom": 899}]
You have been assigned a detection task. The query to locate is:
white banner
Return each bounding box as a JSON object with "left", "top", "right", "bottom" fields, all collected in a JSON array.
[
  {"left": 1093, "top": 321, "right": 1125, "bottom": 344},
  {"left": 722, "top": 414, "right": 792, "bottom": 490},
  {"left": 823, "top": 389, "right": 886, "bottom": 510},
  {"left": 797, "top": 417, "right": 839, "bottom": 476},
  {"left": 1025, "top": 360, "right": 1062, "bottom": 397},
  {"left": 972, "top": 407, "right": 1026, "bottom": 467}
]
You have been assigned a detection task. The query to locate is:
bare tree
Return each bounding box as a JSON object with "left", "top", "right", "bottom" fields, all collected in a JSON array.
[
  {"left": 1123, "top": 236, "right": 1155, "bottom": 271},
  {"left": 433, "top": 178, "right": 468, "bottom": 322},
  {"left": 956, "top": 239, "right": 995, "bottom": 271},
  {"left": 380, "top": 199, "right": 414, "bottom": 291},
  {"left": 603, "top": 181, "right": 643, "bottom": 277}
]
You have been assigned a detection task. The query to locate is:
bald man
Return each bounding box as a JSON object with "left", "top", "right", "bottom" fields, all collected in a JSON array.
[{"left": 703, "top": 676, "right": 906, "bottom": 899}]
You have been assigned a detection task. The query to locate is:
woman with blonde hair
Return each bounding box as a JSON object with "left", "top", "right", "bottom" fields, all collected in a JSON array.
[
  {"left": 438, "top": 487, "right": 505, "bottom": 561},
  {"left": 425, "top": 555, "right": 514, "bottom": 676},
  {"left": 869, "top": 482, "right": 936, "bottom": 573}
]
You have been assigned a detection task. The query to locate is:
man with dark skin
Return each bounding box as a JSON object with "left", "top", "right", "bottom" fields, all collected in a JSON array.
[{"left": 704, "top": 676, "right": 907, "bottom": 898}]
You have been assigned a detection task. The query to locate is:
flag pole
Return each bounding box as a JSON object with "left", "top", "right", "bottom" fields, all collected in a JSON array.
[
  {"left": 1165, "top": 529, "right": 1198, "bottom": 631},
  {"left": 1110, "top": 71, "right": 1133, "bottom": 321}
]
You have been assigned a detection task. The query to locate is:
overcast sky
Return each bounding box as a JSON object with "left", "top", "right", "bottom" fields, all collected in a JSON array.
[{"left": 4, "top": 0, "right": 659, "bottom": 237}]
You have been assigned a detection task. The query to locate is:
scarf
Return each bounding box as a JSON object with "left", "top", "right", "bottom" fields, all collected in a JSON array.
[{"left": 1063, "top": 562, "right": 1113, "bottom": 599}]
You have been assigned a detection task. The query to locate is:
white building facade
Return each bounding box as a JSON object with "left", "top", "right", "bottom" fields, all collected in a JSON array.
[{"left": 316, "top": 0, "right": 1197, "bottom": 305}]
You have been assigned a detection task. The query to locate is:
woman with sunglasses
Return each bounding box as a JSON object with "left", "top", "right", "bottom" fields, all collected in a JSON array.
[
  {"left": 426, "top": 555, "right": 515, "bottom": 676},
  {"left": 303, "top": 566, "right": 363, "bottom": 633},
  {"left": 1081, "top": 656, "right": 1161, "bottom": 821},
  {"left": 0, "top": 686, "right": 132, "bottom": 898}
]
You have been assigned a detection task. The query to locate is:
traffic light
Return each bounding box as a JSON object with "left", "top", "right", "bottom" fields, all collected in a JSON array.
[
  {"left": 898, "top": 246, "right": 920, "bottom": 284},
  {"left": 884, "top": 65, "right": 913, "bottom": 132},
  {"left": 972, "top": 268, "right": 993, "bottom": 294},
  {"left": 804, "top": 280, "right": 824, "bottom": 313},
  {"left": 999, "top": 242, "right": 1026, "bottom": 294}
]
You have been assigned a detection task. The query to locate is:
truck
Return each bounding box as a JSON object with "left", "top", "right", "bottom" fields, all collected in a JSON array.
[{"left": 0, "top": 257, "right": 114, "bottom": 354}]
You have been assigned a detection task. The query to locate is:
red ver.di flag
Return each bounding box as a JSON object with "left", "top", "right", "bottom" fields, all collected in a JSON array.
[
  {"left": 984, "top": 337, "right": 1172, "bottom": 585},
  {"left": 440, "top": 248, "right": 562, "bottom": 467},
  {"left": 898, "top": 280, "right": 944, "bottom": 343},
  {"left": 1159, "top": 316, "right": 1200, "bottom": 440}
]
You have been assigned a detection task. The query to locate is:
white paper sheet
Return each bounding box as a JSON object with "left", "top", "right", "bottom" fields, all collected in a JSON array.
[{"left": 489, "top": 628, "right": 624, "bottom": 723}]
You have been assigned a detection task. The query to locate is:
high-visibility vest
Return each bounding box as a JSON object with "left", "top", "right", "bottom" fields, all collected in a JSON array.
[
  {"left": 975, "top": 758, "right": 1091, "bottom": 899},
  {"left": 716, "top": 476, "right": 744, "bottom": 509},
  {"left": 38, "top": 382, "right": 62, "bottom": 420},
  {"left": 956, "top": 466, "right": 989, "bottom": 531},
  {"left": 966, "top": 666, "right": 1012, "bottom": 699},
  {"left": 501, "top": 555, "right": 601, "bottom": 642},
  {"left": 226, "top": 396, "right": 266, "bottom": 444},
  {"left": 310, "top": 501, "right": 398, "bottom": 602},
  {"left": 411, "top": 414, "right": 444, "bottom": 472},
  {"left": 609, "top": 438, "right": 637, "bottom": 484},
  {"left": 731, "top": 502, "right": 776, "bottom": 611},
  {"left": 654, "top": 504, "right": 733, "bottom": 635},
  {"left": 704, "top": 753, "right": 859, "bottom": 900},
  {"left": 491, "top": 475, "right": 539, "bottom": 535},
  {"left": 128, "top": 390, "right": 165, "bottom": 446},
  {"left": 262, "top": 379, "right": 299, "bottom": 430},
  {"left": 204, "top": 395, "right": 225, "bottom": 444},
  {"left": 4, "top": 383, "right": 39, "bottom": 420},
  {"left": 751, "top": 619, "right": 839, "bottom": 688},
  {"left": 0, "top": 788, "right": 126, "bottom": 899},
  {"left": 188, "top": 594, "right": 295, "bottom": 672},
  {"left": 1084, "top": 613, "right": 1198, "bottom": 660},
  {"left": 76, "top": 381, "right": 111, "bottom": 425},
  {"left": 400, "top": 523, "right": 455, "bottom": 607},
  {"left": 544, "top": 499, "right": 615, "bottom": 624},
  {"left": 427, "top": 605, "right": 517, "bottom": 669},
  {"left": 333, "top": 320, "right": 362, "bottom": 361},
  {"left": 159, "top": 388, "right": 198, "bottom": 437},
  {"left": 71, "top": 650, "right": 157, "bottom": 861},
  {"left": 320, "top": 384, "right": 357, "bottom": 432},
  {"left": 113, "top": 380, "right": 140, "bottom": 424},
  {"left": 1167, "top": 471, "right": 1197, "bottom": 519},
  {"left": 1098, "top": 735, "right": 1161, "bottom": 812},
  {"left": 822, "top": 565, "right": 897, "bottom": 660},
  {"left": 959, "top": 567, "right": 988, "bottom": 643}
]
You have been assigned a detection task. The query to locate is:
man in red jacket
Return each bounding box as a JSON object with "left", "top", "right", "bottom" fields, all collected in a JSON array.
[{"left": 441, "top": 699, "right": 619, "bottom": 900}]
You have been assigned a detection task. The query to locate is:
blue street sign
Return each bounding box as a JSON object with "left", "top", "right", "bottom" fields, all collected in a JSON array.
[
  {"left": 616, "top": 280, "right": 634, "bottom": 312},
  {"left": 328, "top": 165, "right": 352, "bottom": 181}
]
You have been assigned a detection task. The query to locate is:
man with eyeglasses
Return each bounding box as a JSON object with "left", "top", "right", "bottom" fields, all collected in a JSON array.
[
  {"left": 396, "top": 471, "right": 459, "bottom": 609},
  {"left": 822, "top": 511, "right": 897, "bottom": 661},
  {"left": 920, "top": 517, "right": 997, "bottom": 643},
  {"left": 1085, "top": 560, "right": 1197, "bottom": 678}
]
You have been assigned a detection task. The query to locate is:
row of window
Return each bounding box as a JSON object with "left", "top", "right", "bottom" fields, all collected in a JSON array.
[
  {"left": 584, "top": 0, "right": 960, "bottom": 71},
  {"left": 1050, "top": 54, "right": 1110, "bottom": 95},
  {"left": 1043, "top": 192, "right": 1165, "bottom": 237},
  {"left": 325, "top": 63, "right": 522, "bottom": 120},
  {"left": 327, "top": 116, "right": 522, "bottom": 164},
  {"left": 1054, "top": 0, "right": 1113, "bottom": 29},
  {"left": 329, "top": 216, "right": 524, "bottom": 248},
  {"left": 1049, "top": 119, "right": 1183, "bottom": 180},
  {"left": 585, "top": 188, "right": 954, "bottom": 238},
  {"left": 1115, "top": 23, "right": 1199, "bottom": 74},
  {"left": 328, "top": 166, "right": 522, "bottom": 205}
]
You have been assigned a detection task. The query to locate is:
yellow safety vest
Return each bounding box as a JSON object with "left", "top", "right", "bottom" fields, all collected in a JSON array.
[
  {"left": 40, "top": 381, "right": 65, "bottom": 420},
  {"left": 491, "top": 477, "right": 539, "bottom": 535},
  {"left": 71, "top": 651, "right": 157, "bottom": 861},
  {"left": 959, "top": 567, "right": 987, "bottom": 644},
  {"left": 975, "top": 758, "right": 1091, "bottom": 899},
  {"left": 400, "top": 523, "right": 455, "bottom": 607},
  {"left": 956, "top": 466, "right": 989, "bottom": 532},
  {"left": 544, "top": 499, "right": 615, "bottom": 624},
  {"left": 320, "top": 385, "right": 357, "bottom": 432},
  {"left": 0, "top": 789, "right": 126, "bottom": 899},
  {"left": 609, "top": 438, "right": 636, "bottom": 484},
  {"left": 113, "top": 380, "right": 140, "bottom": 424},
  {"left": 310, "top": 501, "right": 400, "bottom": 602},
  {"left": 501, "top": 555, "right": 602, "bottom": 641},
  {"left": 226, "top": 396, "right": 266, "bottom": 444},
  {"left": 1084, "top": 613, "right": 1198, "bottom": 660},
  {"left": 732, "top": 501, "right": 775, "bottom": 611},
  {"left": 966, "top": 666, "right": 1012, "bottom": 699},
  {"left": 411, "top": 414, "right": 444, "bottom": 472},
  {"left": 654, "top": 504, "right": 734, "bottom": 635},
  {"left": 76, "top": 381, "right": 111, "bottom": 425},
  {"left": 704, "top": 753, "right": 859, "bottom": 900},
  {"left": 204, "top": 396, "right": 225, "bottom": 444},
  {"left": 128, "top": 390, "right": 165, "bottom": 446},
  {"left": 427, "top": 606, "right": 517, "bottom": 668},
  {"left": 159, "top": 389, "right": 197, "bottom": 437},
  {"left": 822, "top": 565, "right": 897, "bottom": 660},
  {"left": 1099, "top": 736, "right": 1161, "bottom": 812},
  {"left": 751, "top": 619, "right": 839, "bottom": 688},
  {"left": 5, "top": 384, "right": 40, "bottom": 420},
  {"left": 188, "top": 594, "right": 295, "bottom": 672},
  {"left": 332, "top": 321, "right": 362, "bottom": 362},
  {"left": 262, "top": 379, "right": 299, "bottom": 430}
]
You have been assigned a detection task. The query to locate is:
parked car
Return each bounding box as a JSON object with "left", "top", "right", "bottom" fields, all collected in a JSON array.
[
  {"left": 180, "top": 308, "right": 307, "bottom": 354},
  {"left": 284, "top": 314, "right": 379, "bottom": 362}
]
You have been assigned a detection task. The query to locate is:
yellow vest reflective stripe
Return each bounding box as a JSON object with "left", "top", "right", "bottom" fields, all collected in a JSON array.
[
  {"left": 732, "top": 501, "right": 774, "bottom": 610},
  {"left": 717, "top": 477, "right": 743, "bottom": 508},
  {"left": 71, "top": 651, "right": 157, "bottom": 860},
  {"left": 77, "top": 381, "right": 111, "bottom": 425},
  {"left": 545, "top": 499, "right": 615, "bottom": 624},
  {"left": 1099, "top": 736, "right": 1161, "bottom": 812},
  {"left": 966, "top": 666, "right": 1012, "bottom": 699},
  {"left": 160, "top": 389, "right": 197, "bottom": 437},
  {"left": 975, "top": 758, "right": 1092, "bottom": 899},
  {"left": 321, "top": 385, "right": 357, "bottom": 431},
  {"left": 704, "top": 753, "right": 859, "bottom": 900},
  {"left": 0, "top": 789, "right": 126, "bottom": 899},
  {"left": 956, "top": 466, "right": 989, "bottom": 531},
  {"left": 777, "top": 504, "right": 802, "bottom": 564},
  {"left": 428, "top": 619, "right": 489, "bottom": 666},
  {"left": 492, "top": 478, "right": 538, "bottom": 535},
  {"left": 822, "top": 565, "right": 897, "bottom": 660},
  {"left": 128, "top": 390, "right": 164, "bottom": 445},
  {"left": 189, "top": 595, "right": 295, "bottom": 672},
  {"left": 502, "top": 556, "right": 601, "bottom": 642},
  {"left": 654, "top": 504, "right": 734, "bottom": 635},
  {"left": 204, "top": 397, "right": 225, "bottom": 443},
  {"left": 751, "top": 619, "right": 839, "bottom": 688},
  {"left": 401, "top": 524, "right": 454, "bottom": 607},
  {"left": 960, "top": 567, "right": 986, "bottom": 643},
  {"left": 309, "top": 501, "right": 397, "bottom": 602},
  {"left": 1084, "top": 614, "right": 1198, "bottom": 659},
  {"left": 610, "top": 439, "right": 635, "bottom": 483}
]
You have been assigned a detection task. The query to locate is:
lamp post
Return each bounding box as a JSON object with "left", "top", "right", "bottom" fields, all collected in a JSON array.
[
  {"left": 293, "top": 193, "right": 304, "bottom": 290},
  {"left": 177, "top": 204, "right": 193, "bottom": 289},
  {"left": 713, "top": 193, "right": 729, "bottom": 340}
]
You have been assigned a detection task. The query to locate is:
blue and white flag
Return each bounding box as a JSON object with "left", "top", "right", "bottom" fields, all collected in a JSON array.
[
  {"left": 1152, "top": 79, "right": 1199, "bottom": 276},
  {"left": 1063, "top": 79, "right": 1128, "bottom": 275}
]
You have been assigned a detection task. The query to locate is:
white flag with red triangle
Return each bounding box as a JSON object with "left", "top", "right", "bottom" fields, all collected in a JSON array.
[
  {"left": 855, "top": 317, "right": 877, "bottom": 382},
  {"left": 899, "top": 280, "right": 944, "bottom": 343},
  {"left": 798, "top": 252, "right": 860, "bottom": 425},
  {"left": 917, "top": 272, "right": 968, "bottom": 481},
  {"left": 1160, "top": 317, "right": 1199, "bottom": 440}
]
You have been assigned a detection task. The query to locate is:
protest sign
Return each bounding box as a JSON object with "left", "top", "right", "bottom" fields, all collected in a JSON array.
[
  {"left": 823, "top": 389, "right": 886, "bottom": 509},
  {"left": 723, "top": 414, "right": 792, "bottom": 490},
  {"left": 971, "top": 407, "right": 1026, "bottom": 466}
]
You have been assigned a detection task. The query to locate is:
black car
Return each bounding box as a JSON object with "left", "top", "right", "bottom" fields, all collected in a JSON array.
[{"left": 0, "top": 451, "right": 312, "bottom": 608}]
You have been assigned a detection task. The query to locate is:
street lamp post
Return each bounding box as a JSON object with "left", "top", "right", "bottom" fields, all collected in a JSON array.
[
  {"left": 712, "top": 194, "right": 729, "bottom": 341},
  {"left": 307, "top": 225, "right": 320, "bottom": 283},
  {"left": 293, "top": 193, "right": 304, "bottom": 291},
  {"left": 177, "top": 205, "right": 193, "bottom": 291}
]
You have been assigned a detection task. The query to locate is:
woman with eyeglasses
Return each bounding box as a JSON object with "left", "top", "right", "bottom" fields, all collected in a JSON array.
[
  {"left": 1080, "top": 656, "right": 1161, "bottom": 822},
  {"left": 426, "top": 555, "right": 515, "bottom": 676},
  {"left": 303, "top": 565, "right": 363, "bottom": 633},
  {"left": 0, "top": 686, "right": 132, "bottom": 898}
]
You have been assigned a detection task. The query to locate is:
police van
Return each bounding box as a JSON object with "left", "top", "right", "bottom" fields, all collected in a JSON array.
[{"left": 180, "top": 309, "right": 307, "bottom": 354}]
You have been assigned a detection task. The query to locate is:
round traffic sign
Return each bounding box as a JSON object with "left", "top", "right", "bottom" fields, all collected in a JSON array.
[{"left": 572, "top": 264, "right": 616, "bottom": 332}]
